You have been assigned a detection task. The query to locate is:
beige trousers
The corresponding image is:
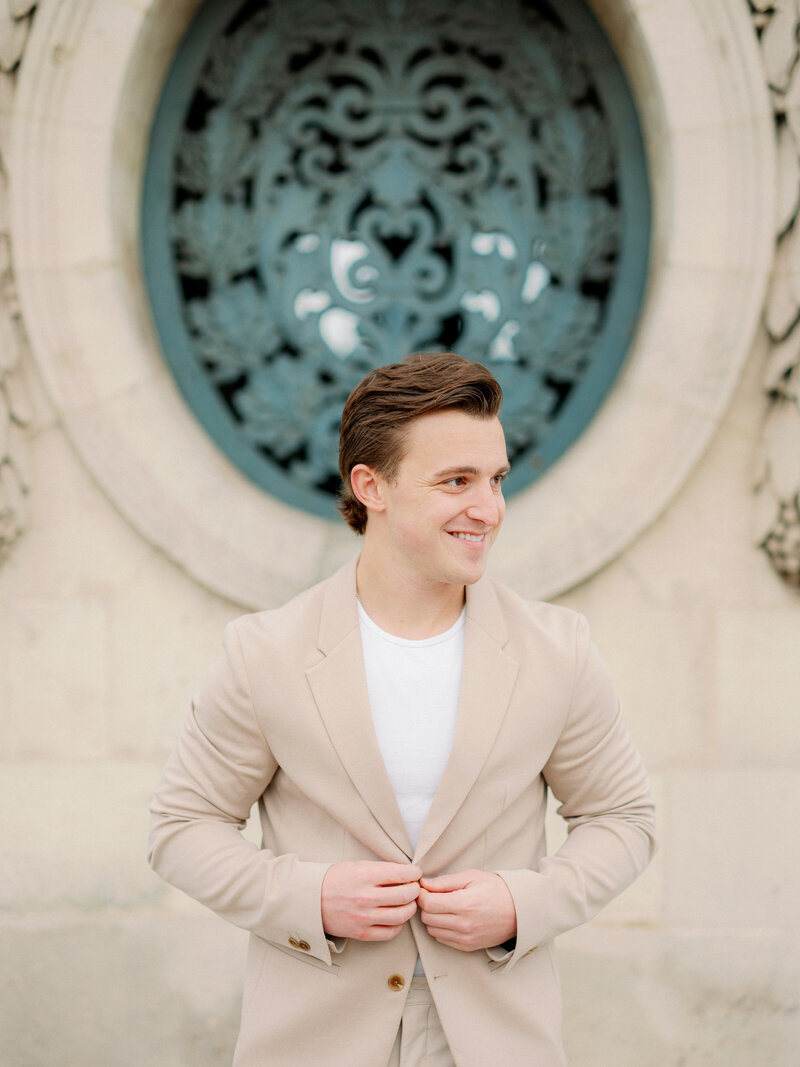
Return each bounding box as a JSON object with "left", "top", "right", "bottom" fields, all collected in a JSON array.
[{"left": 386, "top": 977, "right": 456, "bottom": 1067}]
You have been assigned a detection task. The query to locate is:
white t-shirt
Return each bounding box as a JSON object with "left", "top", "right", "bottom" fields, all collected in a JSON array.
[{"left": 357, "top": 601, "right": 466, "bottom": 851}]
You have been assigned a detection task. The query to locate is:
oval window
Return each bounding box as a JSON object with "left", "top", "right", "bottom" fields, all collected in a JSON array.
[{"left": 142, "top": 0, "right": 650, "bottom": 518}]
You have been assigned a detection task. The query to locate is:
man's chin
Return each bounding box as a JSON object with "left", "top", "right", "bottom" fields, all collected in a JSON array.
[
  {"left": 459, "top": 555, "right": 492, "bottom": 585},
  {"left": 463, "top": 570, "right": 488, "bottom": 586}
]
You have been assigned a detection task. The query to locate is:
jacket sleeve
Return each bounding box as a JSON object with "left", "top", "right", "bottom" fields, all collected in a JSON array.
[
  {"left": 490, "top": 613, "right": 656, "bottom": 970},
  {"left": 147, "top": 621, "right": 336, "bottom": 965}
]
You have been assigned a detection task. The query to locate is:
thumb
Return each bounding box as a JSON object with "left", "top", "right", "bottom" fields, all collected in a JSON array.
[{"left": 420, "top": 870, "right": 473, "bottom": 893}]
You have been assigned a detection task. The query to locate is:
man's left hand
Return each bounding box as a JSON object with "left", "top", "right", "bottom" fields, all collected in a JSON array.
[{"left": 417, "top": 869, "right": 517, "bottom": 951}]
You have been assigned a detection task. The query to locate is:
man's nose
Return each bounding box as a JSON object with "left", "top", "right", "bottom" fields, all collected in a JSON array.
[{"left": 465, "top": 483, "right": 502, "bottom": 526}]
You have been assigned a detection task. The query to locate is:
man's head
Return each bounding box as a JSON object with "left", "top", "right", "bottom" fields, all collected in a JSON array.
[{"left": 338, "top": 351, "right": 503, "bottom": 534}]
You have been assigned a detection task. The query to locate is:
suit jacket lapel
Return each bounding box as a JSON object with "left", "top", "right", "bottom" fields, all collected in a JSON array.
[
  {"left": 413, "top": 576, "right": 519, "bottom": 864},
  {"left": 305, "top": 558, "right": 413, "bottom": 860}
]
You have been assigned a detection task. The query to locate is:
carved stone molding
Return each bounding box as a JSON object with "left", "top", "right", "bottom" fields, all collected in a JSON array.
[
  {"left": 749, "top": 0, "right": 800, "bottom": 589},
  {"left": 0, "top": 0, "right": 36, "bottom": 563},
  {"left": 6, "top": 1, "right": 780, "bottom": 604}
]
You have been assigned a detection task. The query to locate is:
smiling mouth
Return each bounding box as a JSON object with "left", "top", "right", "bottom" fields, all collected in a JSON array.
[{"left": 449, "top": 531, "right": 486, "bottom": 543}]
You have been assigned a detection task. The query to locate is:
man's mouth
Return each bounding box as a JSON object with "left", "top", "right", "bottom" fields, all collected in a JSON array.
[{"left": 449, "top": 531, "right": 486, "bottom": 543}]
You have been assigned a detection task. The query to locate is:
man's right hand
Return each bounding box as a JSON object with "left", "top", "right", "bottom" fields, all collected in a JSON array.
[{"left": 321, "top": 861, "right": 422, "bottom": 941}]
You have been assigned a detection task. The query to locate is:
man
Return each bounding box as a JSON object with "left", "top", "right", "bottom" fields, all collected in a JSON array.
[{"left": 148, "top": 351, "right": 655, "bottom": 1066}]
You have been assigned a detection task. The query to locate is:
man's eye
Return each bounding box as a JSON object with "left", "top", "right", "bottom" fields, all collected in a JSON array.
[{"left": 446, "top": 477, "right": 467, "bottom": 487}]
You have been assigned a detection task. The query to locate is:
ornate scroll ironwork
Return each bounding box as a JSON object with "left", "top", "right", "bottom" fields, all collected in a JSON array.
[
  {"left": 143, "top": 0, "right": 650, "bottom": 517},
  {"left": 748, "top": 0, "right": 800, "bottom": 588}
]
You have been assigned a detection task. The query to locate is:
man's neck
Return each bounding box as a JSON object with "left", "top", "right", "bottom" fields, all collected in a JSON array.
[{"left": 355, "top": 552, "right": 465, "bottom": 640}]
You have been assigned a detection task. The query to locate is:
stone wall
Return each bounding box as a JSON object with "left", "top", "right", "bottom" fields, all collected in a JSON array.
[{"left": 1, "top": 1, "right": 798, "bottom": 1064}]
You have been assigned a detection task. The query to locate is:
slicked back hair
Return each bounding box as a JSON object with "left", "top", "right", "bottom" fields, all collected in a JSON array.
[{"left": 337, "top": 351, "right": 503, "bottom": 534}]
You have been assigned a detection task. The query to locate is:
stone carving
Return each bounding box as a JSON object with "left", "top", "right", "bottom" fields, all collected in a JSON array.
[
  {"left": 749, "top": 0, "right": 800, "bottom": 587},
  {"left": 0, "top": 0, "right": 36, "bottom": 562},
  {"left": 145, "top": 0, "right": 648, "bottom": 516}
]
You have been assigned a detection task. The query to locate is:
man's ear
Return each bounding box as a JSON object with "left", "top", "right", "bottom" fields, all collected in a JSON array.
[{"left": 350, "top": 464, "right": 387, "bottom": 515}]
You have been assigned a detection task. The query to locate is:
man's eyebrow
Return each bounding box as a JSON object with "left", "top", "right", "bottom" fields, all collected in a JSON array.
[
  {"left": 431, "top": 464, "right": 511, "bottom": 480},
  {"left": 432, "top": 465, "right": 480, "bottom": 479}
]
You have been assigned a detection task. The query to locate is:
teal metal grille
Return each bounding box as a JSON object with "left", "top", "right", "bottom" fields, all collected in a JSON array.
[{"left": 143, "top": 0, "right": 650, "bottom": 518}]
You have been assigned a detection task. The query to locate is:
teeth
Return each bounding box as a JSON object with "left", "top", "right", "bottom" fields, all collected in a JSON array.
[{"left": 452, "top": 532, "right": 484, "bottom": 542}]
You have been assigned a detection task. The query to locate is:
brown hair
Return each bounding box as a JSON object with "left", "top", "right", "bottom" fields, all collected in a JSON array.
[{"left": 337, "top": 351, "right": 503, "bottom": 533}]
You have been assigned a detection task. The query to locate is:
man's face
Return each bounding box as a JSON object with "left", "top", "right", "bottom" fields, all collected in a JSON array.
[{"left": 375, "top": 409, "right": 509, "bottom": 589}]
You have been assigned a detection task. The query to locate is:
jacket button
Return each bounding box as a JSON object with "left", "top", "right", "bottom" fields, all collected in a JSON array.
[
  {"left": 387, "top": 974, "right": 405, "bottom": 991},
  {"left": 297, "top": 940, "right": 311, "bottom": 952},
  {"left": 288, "top": 937, "right": 300, "bottom": 949}
]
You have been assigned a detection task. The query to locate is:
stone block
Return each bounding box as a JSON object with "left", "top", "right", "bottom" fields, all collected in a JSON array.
[
  {"left": 0, "top": 761, "right": 165, "bottom": 909},
  {"left": 628, "top": 264, "right": 761, "bottom": 420},
  {"left": 0, "top": 423, "right": 153, "bottom": 600},
  {"left": 0, "top": 913, "right": 244, "bottom": 1067},
  {"left": 715, "top": 608, "right": 800, "bottom": 763},
  {"left": 56, "top": 1, "right": 146, "bottom": 133},
  {"left": 494, "top": 373, "right": 718, "bottom": 601},
  {"left": 53, "top": 123, "right": 116, "bottom": 267},
  {"left": 108, "top": 565, "right": 239, "bottom": 755},
  {"left": 63, "top": 375, "right": 331, "bottom": 609},
  {"left": 4, "top": 917, "right": 796, "bottom": 1067},
  {"left": 668, "top": 126, "right": 744, "bottom": 269},
  {"left": 558, "top": 925, "right": 800, "bottom": 1067},
  {"left": 616, "top": 402, "right": 784, "bottom": 609},
  {"left": 57, "top": 264, "right": 153, "bottom": 401},
  {"left": 557, "top": 378, "right": 714, "bottom": 539},
  {"left": 663, "top": 768, "right": 800, "bottom": 930},
  {"left": 632, "top": 1, "right": 728, "bottom": 132},
  {"left": 559, "top": 577, "right": 709, "bottom": 766},
  {"left": 0, "top": 597, "right": 108, "bottom": 760}
]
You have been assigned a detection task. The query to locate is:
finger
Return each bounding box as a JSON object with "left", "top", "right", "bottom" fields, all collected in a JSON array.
[
  {"left": 358, "top": 923, "right": 405, "bottom": 942},
  {"left": 423, "top": 925, "right": 469, "bottom": 949},
  {"left": 354, "top": 921, "right": 407, "bottom": 947},
  {"left": 418, "top": 887, "right": 460, "bottom": 913},
  {"left": 419, "top": 908, "right": 459, "bottom": 931},
  {"left": 375, "top": 863, "right": 422, "bottom": 886},
  {"left": 376, "top": 881, "right": 420, "bottom": 907},
  {"left": 420, "top": 870, "right": 474, "bottom": 892},
  {"left": 419, "top": 910, "right": 460, "bottom": 936},
  {"left": 375, "top": 900, "right": 417, "bottom": 924}
]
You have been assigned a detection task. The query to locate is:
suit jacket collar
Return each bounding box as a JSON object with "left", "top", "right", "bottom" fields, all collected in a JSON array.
[
  {"left": 316, "top": 556, "right": 361, "bottom": 655},
  {"left": 307, "top": 557, "right": 519, "bottom": 864},
  {"left": 308, "top": 557, "right": 413, "bottom": 858},
  {"left": 413, "top": 574, "right": 518, "bottom": 863}
]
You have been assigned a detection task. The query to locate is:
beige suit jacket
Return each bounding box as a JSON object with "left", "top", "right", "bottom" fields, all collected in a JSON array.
[{"left": 148, "top": 558, "right": 655, "bottom": 1066}]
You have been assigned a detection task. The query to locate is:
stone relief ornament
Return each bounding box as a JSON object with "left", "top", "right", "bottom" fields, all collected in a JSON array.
[
  {"left": 143, "top": 0, "right": 650, "bottom": 518},
  {"left": 749, "top": 0, "right": 800, "bottom": 588},
  {"left": 0, "top": 0, "right": 36, "bottom": 562}
]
